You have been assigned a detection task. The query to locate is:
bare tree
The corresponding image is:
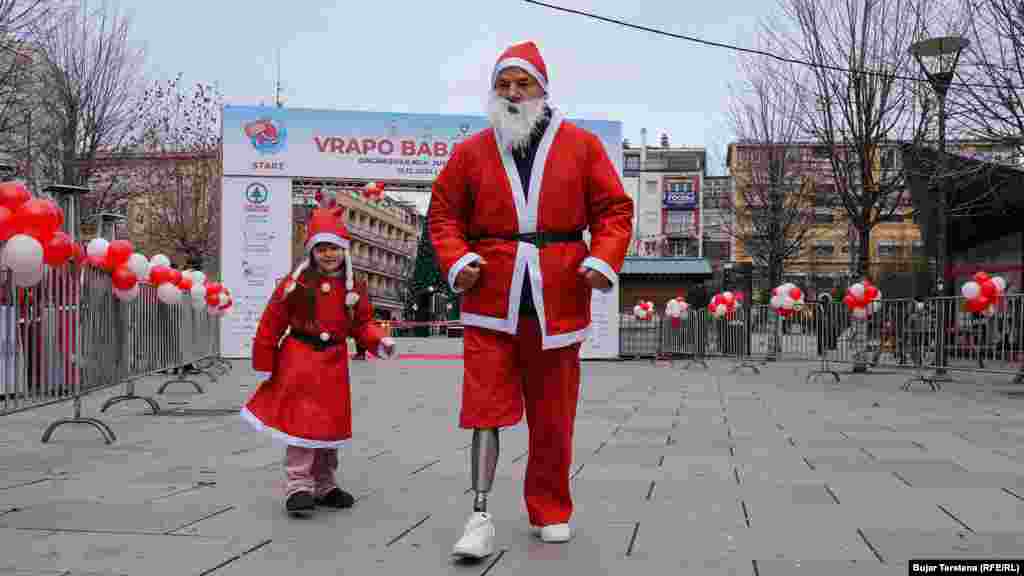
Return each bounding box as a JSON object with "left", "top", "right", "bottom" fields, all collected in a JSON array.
[
  {"left": 723, "top": 54, "right": 821, "bottom": 291},
  {"left": 951, "top": 1, "right": 1024, "bottom": 155},
  {"left": 0, "top": 0, "right": 59, "bottom": 178},
  {"left": 90, "top": 75, "right": 222, "bottom": 270},
  {"left": 31, "top": 0, "right": 145, "bottom": 209},
  {"left": 765, "top": 0, "right": 934, "bottom": 279}
]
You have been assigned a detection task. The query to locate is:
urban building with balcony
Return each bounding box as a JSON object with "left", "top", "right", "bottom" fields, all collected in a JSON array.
[
  {"left": 701, "top": 175, "right": 733, "bottom": 270},
  {"left": 292, "top": 179, "right": 419, "bottom": 320},
  {"left": 617, "top": 130, "right": 713, "bottom": 310}
]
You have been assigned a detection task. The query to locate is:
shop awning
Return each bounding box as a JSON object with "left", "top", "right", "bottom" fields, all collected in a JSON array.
[{"left": 620, "top": 257, "right": 713, "bottom": 277}]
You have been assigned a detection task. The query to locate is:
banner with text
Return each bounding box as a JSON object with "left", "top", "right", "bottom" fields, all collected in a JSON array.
[
  {"left": 221, "top": 105, "right": 623, "bottom": 359},
  {"left": 220, "top": 177, "right": 293, "bottom": 358}
]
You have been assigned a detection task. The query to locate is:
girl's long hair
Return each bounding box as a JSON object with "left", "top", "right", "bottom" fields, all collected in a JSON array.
[{"left": 285, "top": 257, "right": 350, "bottom": 329}]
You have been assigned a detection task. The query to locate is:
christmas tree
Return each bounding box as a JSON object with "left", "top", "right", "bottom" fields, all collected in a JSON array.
[{"left": 406, "top": 216, "right": 459, "bottom": 335}]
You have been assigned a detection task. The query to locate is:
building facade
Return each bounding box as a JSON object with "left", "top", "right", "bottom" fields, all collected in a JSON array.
[
  {"left": 292, "top": 179, "right": 419, "bottom": 321},
  {"left": 622, "top": 130, "right": 706, "bottom": 259}
]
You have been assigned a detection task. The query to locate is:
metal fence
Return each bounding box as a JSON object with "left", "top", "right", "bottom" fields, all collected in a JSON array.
[
  {"left": 618, "top": 294, "right": 1024, "bottom": 389},
  {"left": 1, "top": 265, "right": 224, "bottom": 444}
]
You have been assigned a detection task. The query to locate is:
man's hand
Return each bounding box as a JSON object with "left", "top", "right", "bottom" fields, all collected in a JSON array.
[
  {"left": 455, "top": 258, "right": 487, "bottom": 291},
  {"left": 578, "top": 266, "right": 612, "bottom": 291}
]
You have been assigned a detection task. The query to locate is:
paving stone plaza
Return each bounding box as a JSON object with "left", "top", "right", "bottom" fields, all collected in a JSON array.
[{"left": 2, "top": 338, "right": 1023, "bottom": 575}]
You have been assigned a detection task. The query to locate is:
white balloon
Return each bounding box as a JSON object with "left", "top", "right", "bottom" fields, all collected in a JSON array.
[
  {"left": 126, "top": 253, "right": 149, "bottom": 281},
  {"left": 157, "top": 283, "right": 181, "bottom": 305},
  {"left": 769, "top": 294, "right": 783, "bottom": 309},
  {"left": 715, "top": 304, "right": 727, "bottom": 316},
  {"left": 871, "top": 300, "right": 882, "bottom": 312},
  {"left": 782, "top": 297, "right": 795, "bottom": 310},
  {"left": 86, "top": 237, "right": 109, "bottom": 259},
  {"left": 992, "top": 277, "right": 1006, "bottom": 293},
  {"left": 666, "top": 299, "right": 681, "bottom": 317},
  {"left": 150, "top": 254, "right": 171, "bottom": 269},
  {"left": 190, "top": 283, "right": 207, "bottom": 301},
  {"left": 113, "top": 284, "right": 140, "bottom": 301},
  {"left": 12, "top": 264, "right": 45, "bottom": 287},
  {"left": 961, "top": 281, "right": 980, "bottom": 300},
  {"left": 191, "top": 271, "right": 206, "bottom": 285},
  {"left": 849, "top": 283, "right": 865, "bottom": 299},
  {"left": 2, "top": 235, "right": 44, "bottom": 275}
]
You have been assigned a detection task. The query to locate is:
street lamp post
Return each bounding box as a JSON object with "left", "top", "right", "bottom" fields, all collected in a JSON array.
[{"left": 910, "top": 35, "right": 968, "bottom": 381}]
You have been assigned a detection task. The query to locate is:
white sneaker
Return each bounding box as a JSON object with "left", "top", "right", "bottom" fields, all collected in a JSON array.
[
  {"left": 452, "top": 512, "right": 495, "bottom": 559},
  {"left": 530, "top": 523, "right": 572, "bottom": 543}
]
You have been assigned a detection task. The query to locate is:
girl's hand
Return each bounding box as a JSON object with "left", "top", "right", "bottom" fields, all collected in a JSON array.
[{"left": 380, "top": 337, "right": 396, "bottom": 359}]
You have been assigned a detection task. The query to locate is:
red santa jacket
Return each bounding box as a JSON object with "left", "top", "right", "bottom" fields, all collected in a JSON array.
[{"left": 428, "top": 110, "right": 633, "bottom": 350}]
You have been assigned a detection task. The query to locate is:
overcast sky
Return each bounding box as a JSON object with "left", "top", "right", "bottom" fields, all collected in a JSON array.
[{"left": 123, "top": 0, "right": 775, "bottom": 176}]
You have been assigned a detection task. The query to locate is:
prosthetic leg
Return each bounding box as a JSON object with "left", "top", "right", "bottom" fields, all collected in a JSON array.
[
  {"left": 471, "top": 428, "right": 499, "bottom": 511},
  {"left": 453, "top": 428, "right": 499, "bottom": 559}
]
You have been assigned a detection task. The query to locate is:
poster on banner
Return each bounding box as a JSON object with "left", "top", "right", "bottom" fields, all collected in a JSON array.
[{"left": 220, "top": 177, "right": 293, "bottom": 358}]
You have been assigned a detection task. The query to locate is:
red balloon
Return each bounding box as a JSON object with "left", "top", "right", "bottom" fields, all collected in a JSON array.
[
  {"left": 975, "top": 271, "right": 990, "bottom": 283},
  {"left": 205, "top": 291, "right": 220, "bottom": 306},
  {"left": 149, "top": 265, "right": 173, "bottom": 286},
  {"left": 71, "top": 243, "right": 84, "bottom": 264},
  {"left": 205, "top": 282, "right": 223, "bottom": 297},
  {"left": 167, "top": 269, "right": 182, "bottom": 286},
  {"left": 0, "top": 181, "right": 31, "bottom": 210},
  {"left": 0, "top": 206, "right": 14, "bottom": 241},
  {"left": 980, "top": 281, "right": 996, "bottom": 299},
  {"left": 177, "top": 276, "right": 193, "bottom": 291},
  {"left": 843, "top": 294, "right": 857, "bottom": 308},
  {"left": 864, "top": 285, "right": 879, "bottom": 302},
  {"left": 15, "top": 198, "right": 62, "bottom": 241},
  {"left": 111, "top": 265, "right": 138, "bottom": 291},
  {"left": 87, "top": 253, "right": 106, "bottom": 268},
  {"left": 105, "top": 240, "right": 133, "bottom": 269},
  {"left": 734, "top": 292, "right": 744, "bottom": 301},
  {"left": 789, "top": 287, "right": 802, "bottom": 301},
  {"left": 44, "top": 232, "right": 73, "bottom": 267}
]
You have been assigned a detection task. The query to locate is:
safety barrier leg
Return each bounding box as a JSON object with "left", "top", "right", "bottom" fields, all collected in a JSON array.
[
  {"left": 157, "top": 366, "right": 206, "bottom": 394},
  {"left": 42, "top": 396, "right": 116, "bottom": 444},
  {"left": 100, "top": 379, "right": 160, "bottom": 414},
  {"left": 806, "top": 354, "right": 841, "bottom": 384}
]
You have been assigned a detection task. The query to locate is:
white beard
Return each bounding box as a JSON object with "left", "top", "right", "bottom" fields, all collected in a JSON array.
[{"left": 487, "top": 92, "right": 546, "bottom": 152}]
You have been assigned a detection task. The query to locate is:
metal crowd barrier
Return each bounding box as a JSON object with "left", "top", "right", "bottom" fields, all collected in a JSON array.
[
  {"left": 618, "top": 294, "right": 1024, "bottom": 391},
  {"left": 1, "top": 266, "right": 223, "bottom": 444}
]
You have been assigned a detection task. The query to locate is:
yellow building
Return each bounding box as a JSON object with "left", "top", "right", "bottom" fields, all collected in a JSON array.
[{"left": 727, "top": 142, "right": 922, "bottom": 295}]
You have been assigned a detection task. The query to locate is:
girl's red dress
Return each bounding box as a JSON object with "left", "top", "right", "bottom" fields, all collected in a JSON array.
[{"left": 241, "top": 273, "right": 385, "bottom": 448}]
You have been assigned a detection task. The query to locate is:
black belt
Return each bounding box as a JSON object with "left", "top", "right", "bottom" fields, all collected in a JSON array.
[
  {"left": 290, "top": 331, "right": 340, "bottom": 351},
  {"left": 470, "top": 230, "right": 584, "bottom": 248}
]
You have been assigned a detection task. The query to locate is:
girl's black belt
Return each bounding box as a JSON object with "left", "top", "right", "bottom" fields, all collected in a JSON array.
[
  {"left": 469, "top": 230, "right": 584, "bottom": 248},
  {"left": 290, "top": 331, "right": 340, "bottom": 350}
]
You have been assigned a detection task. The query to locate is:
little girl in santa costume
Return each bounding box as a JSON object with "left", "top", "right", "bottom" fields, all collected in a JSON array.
[{"left": 241, "top": 205, "right": 396, "bottom": 515}]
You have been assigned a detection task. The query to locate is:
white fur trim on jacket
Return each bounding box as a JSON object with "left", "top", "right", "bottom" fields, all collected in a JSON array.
[
  {"left": 581, "top": 256, "right": 617, "bottom": 293},
  {"left": 448, "top": 252, "right": 482, "bottom": 294},
  {"left": 493, "top": 57, "right": 548, "bottom": 92},
  {"left": 305, "top": 233, "right": 350, "bottom": 253},
  {"left": 240, "top": 406, "right": 349, "bottom": 449}
]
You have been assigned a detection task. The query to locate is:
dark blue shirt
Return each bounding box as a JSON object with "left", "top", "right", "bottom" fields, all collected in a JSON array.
[{"left": 512, "top": 108, "right": 551, "bottom": 317}]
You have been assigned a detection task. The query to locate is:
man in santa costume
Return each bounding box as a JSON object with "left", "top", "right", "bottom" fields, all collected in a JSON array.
[{"left": 428, "top": 41, "right": 633, "bottom": 558}]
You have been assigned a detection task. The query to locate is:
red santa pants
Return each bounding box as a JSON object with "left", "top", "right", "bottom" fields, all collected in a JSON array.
[
  {"left": 461, "top": 317, "right": 582, "bottom": 526},
  {"left": 285, "top": 446, "right": 338, "bottom": 498}
]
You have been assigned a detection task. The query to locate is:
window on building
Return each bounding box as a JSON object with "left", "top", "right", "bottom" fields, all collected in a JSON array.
[
  {"left": 877, "top": 241, "right": 900, "bottom": 258},
  {"left": 702, "top": 241, "right": 730, "bottom": 262},
  {"left": 813, "top": 242, "right": 835, "bottom": 257},
  {"left": 881, "top": 148, "right": 897, "bottom": 171},
  {"left": 625, "top": 155, "right": 640, "bottom": 170},
  {"left": 664, "top": 210, "right": 694, "bottom": 235},
  {"left": 815, "top": 184, "right": 835, "bottom": 207}
]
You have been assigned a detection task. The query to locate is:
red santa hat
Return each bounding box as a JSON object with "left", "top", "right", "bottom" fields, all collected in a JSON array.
[
  {"left": 492, "top": 41, "right": 549, "bottom": 93},
  {"left": 283, "top": 207, "right": 359, "bottom": 306}
]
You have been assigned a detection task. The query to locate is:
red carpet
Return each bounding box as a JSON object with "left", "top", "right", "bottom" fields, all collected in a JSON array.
[{"left": 354, "top": 354, "right": 464, "bottom": 361}]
